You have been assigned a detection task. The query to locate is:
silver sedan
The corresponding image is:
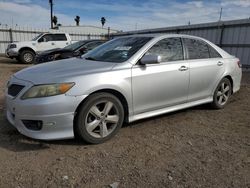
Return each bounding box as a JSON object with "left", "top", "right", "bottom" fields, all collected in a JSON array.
[{"left": 5, "top": 34, "right": 242, "bottom": 144}]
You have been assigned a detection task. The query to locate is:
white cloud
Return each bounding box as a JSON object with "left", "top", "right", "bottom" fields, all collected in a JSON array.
[
  {"left": 0, "top": 2, "right": 50, "bottom": 28},
  {"left": 0, "top": 0, "right": 249, "bottom": 31},
  {"left": 12, "top": 0, "right": 31, "bottom": 3},
  {"left": 221, "top": 0, "right": 250, "bottom": 8}
]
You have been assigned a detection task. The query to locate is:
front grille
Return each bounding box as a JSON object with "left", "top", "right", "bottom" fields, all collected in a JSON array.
[{"left": 8, "top": 84, "right": 25, "bottom": 97}]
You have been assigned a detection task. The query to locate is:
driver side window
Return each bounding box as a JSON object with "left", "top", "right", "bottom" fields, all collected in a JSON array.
[
  {"left": 146, "top": 38, "right": 184, "bottom": 62},
  {"left": 38, "top": 34, "right": 53, "bottom": 42}
]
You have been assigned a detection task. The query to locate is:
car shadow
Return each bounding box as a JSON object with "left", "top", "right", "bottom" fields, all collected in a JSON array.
[
  {"left": 0, "top": 103, "right": 213, "bottom": 152},
  {"left": 0, "top": 57, "right": 21, "bottom": 64},
  {"left": 0, "top": 114, "right": 88, "bottom": 152}
]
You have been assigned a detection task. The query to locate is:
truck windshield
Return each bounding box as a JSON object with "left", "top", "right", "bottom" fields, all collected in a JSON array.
[
  {"left": 84, "top": 37, "right": 152, "bottom": 63},
  {"left": 32, "top": 33, "right": 44, "bottom": 41}
]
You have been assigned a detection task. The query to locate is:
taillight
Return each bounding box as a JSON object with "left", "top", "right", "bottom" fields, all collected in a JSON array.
[{"left": 236, "top": 60, "right": 242, "bottom": 68}]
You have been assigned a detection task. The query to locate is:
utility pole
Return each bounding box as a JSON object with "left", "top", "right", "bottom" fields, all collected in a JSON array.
[
  {"left": 49, "top": 0, "right": 53, "bottom": 29},
  {"left": 219, "top": 7, "right": 222, "bottom": 21}
]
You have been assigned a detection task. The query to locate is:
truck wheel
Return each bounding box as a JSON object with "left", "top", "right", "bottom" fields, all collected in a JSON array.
[{"left": 20, "top": 50, "right": 35, "bottom": 64}]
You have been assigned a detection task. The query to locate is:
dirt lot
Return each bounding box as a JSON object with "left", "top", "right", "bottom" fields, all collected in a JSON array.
[{"left": 0, "top": 57, "right": 249, "bottom": 188}]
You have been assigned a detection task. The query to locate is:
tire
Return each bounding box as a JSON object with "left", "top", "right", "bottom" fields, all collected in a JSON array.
[
  {"left": 15, "top": 57, "right": 20, "bottom": 62},
  {"left": 211, "top": 78, "right": 232, "bottom": 109},
  {"left": 75, "top": 92, "right": 124, "bottom": 144},
  {"left": 19, "top": 50, "right": 35, "bottom": 64}
]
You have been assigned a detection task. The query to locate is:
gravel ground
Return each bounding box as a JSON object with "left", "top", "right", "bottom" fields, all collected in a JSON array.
[{"left": 0, "top": 57, "right": 249, "bottom": 188}]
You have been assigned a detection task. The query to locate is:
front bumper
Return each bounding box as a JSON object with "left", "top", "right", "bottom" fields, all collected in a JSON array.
[
  {"left": 5, "top": 48, "right": 19, "bottom": 58},
  {"left": 5, "top": 76, "right": 87, "bottom": 140},
  {"left": 35, "top": 54, "right": 53, "bottom": 64}
]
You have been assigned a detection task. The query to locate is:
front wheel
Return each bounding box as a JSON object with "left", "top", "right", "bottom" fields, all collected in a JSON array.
[
  {"left": 211, "top": 78, "right": 232, "bottom": 109},
  {"left": 19, "top": 50, "right": 35, "bottom": 64},
  {"left": 75, "top": 93, "right": 124, "bottom": 144}
]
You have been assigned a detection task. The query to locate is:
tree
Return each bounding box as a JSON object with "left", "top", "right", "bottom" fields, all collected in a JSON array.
[
  {"left": 75, "top": 16, "right": 80, "bottom": 26},
  {"left": 52, "top": 15, "right": 58, "bottom": 28},
  {"left": 101, "top": 17, "right": 106, "bottom": 28}
]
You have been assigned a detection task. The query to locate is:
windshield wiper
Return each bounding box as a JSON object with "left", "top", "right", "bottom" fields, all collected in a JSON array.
[{"left": 85, "top": 57, "right": 96, "bottom": 61}]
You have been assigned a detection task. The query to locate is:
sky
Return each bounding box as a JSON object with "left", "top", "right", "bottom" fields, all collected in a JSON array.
[{"left": 0, "top": 0, "right": 250, "bottom": 31}]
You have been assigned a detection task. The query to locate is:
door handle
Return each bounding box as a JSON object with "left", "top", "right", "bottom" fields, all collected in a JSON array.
[
  {"left": 179, "top": 66, "right": 188, "bottom": 71},
  {"left": 51, "top": 42, "right": 55, "bottom": 45},
  {"left": 217, "top": 61, "right": 223, "bottom": 66},
  {"left": 66, "top": 42, "right": 69, "bottom": 45}
]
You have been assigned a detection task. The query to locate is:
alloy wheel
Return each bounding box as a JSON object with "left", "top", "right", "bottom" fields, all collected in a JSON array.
[
  {"left": 23, "top": 52, "right": 33, "bottom": 63},
  {"left": 216, "top": 81, "right": 230, "bottom": 106},
  {"left": 85, "top": 100, "right": 119, "bottom": 138}
]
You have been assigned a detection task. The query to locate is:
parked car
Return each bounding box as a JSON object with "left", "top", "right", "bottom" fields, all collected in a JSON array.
[
  {"left": 35, "top": 40, "right": 106, "bottom": 64},
  {"left": 5, "top": 34, "right": 242, "bottom": 144},
  {"left": 5, "top": 33, "right": 72, "bottom": 64}
]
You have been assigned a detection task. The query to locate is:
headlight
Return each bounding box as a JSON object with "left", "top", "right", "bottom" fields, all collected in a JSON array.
[
  {"left": 9, "top": 44, "right": 17, "bottom": 49},
  {"left": 48, "top": 54, "right": 60, "bottom": 61},
  {"left": 21, "top": 83, "right": 75, "bottom": 99},
  {"left": 54, "top": 53, "right": 60, "bottom": 59}
]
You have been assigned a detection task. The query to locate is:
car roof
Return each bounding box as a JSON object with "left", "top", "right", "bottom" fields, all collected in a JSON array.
[{"left": 117, "top": 33, "right": 206, "bottom": 40}]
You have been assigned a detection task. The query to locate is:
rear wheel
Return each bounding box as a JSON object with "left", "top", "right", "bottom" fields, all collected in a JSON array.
[
  {"left": 75, "top": 93, "right": 124, "bottom": 144},
  {"left": 211, "top": 78, "right": 232, "bottom": 109},
  {"left": 19, "top": 50, "right": 35, "bottom": 64}
]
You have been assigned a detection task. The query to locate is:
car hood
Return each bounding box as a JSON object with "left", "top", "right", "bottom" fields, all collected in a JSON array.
[
  {"left": 38, "top": 48, "right": 72, "bottom": 56},
  {"left": 14, "top": 58, "right": 117, "bottom": 84}
]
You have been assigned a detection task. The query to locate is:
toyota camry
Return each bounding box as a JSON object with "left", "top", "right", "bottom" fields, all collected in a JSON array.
[{"left": 5, "top": 34, "right": 242, "bottom": 144}]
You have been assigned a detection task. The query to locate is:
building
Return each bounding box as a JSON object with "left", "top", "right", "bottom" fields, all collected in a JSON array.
[{"left": 53, "top": 25, "right": 118, "bottom": 35}]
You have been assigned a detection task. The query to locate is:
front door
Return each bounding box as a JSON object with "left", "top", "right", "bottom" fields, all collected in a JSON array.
[
  {"left": 132, "top": 37, "right": 189, "bottom": 115},
  {"left": 36, "top": 34, "right": 56, "bottom": 52}
]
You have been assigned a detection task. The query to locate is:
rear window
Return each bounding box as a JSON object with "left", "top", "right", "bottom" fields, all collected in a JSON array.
[
  {"left": 208, "top": 45, "right": 222, "bottom": 58},
  {"left": 52, "top": 34, "right": 67, "bottom": 41},
  {"left": 183, "top": 38, "right": 209, "bottom": 59}
]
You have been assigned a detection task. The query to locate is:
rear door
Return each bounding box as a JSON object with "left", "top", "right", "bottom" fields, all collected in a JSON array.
[
  {"left": 132, "top": 37, "right": 189, "bottom": 115},
  {"left": 52, "top": 34, "right": 69, "bottom": 48},
  {"left": 183, "top": 38, "right": 225, "bottom": 101}
]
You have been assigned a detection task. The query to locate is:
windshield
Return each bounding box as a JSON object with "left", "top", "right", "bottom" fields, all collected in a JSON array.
[
  {"left": 32, "top": 33, "right": 44, "bottom": 41},
  {"left": 64, "top": 41, "right": 87, "bottom": 51},
  {"left": 84, "top": 37, "right": 152, "bottom": 63}
]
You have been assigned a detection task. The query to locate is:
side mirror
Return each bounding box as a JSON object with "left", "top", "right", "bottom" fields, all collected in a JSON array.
[
  {"left": 140, "top": 54, "right": 161, "bottom": 65},
  {"left": 73, "top": 51, "right": 81, "bottom": 56},
  {"left": 79, "top": 47, "right": 87, "bottom": 54}
]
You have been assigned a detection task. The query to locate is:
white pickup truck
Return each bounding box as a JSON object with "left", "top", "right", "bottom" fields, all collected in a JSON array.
[{"left": 6, "top": 33, "right": 72, "bottom": 64}]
